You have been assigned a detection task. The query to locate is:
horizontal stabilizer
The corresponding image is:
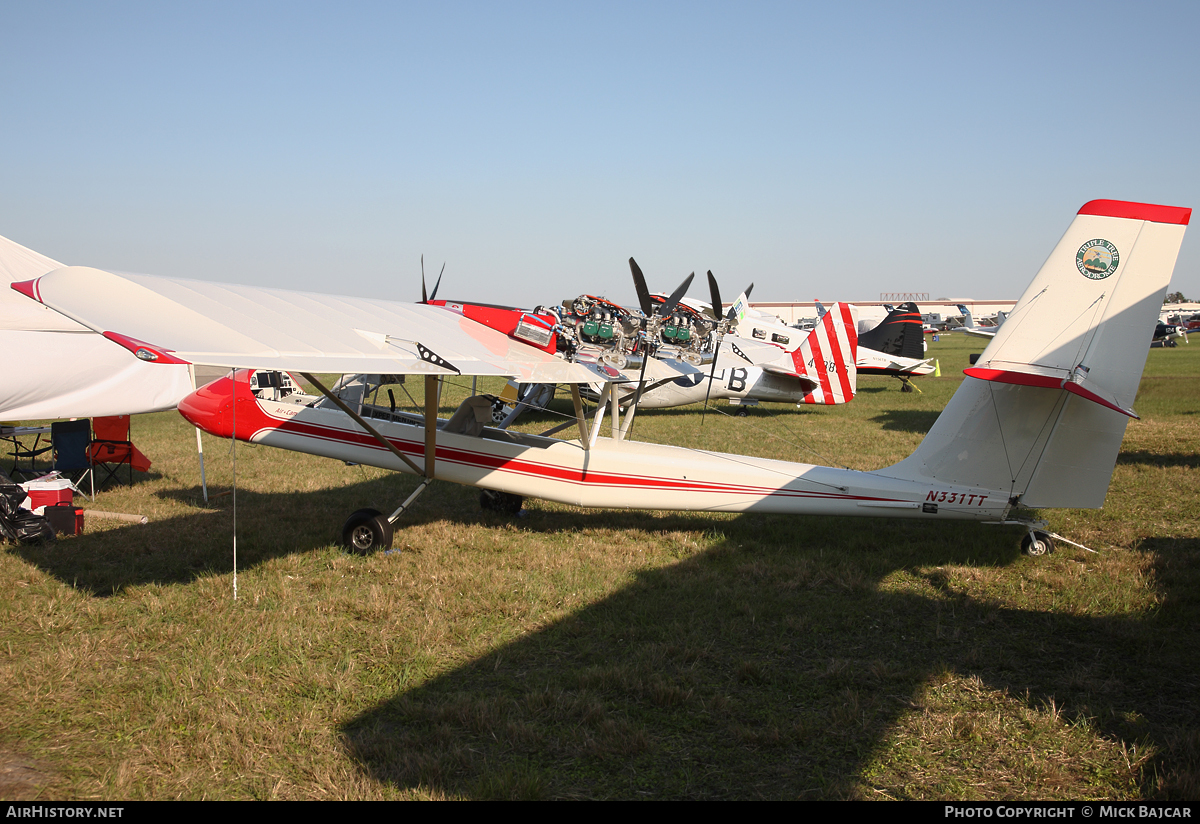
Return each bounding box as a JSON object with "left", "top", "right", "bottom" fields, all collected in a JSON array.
[{"left": 964, "top": 365, "right": 1138, "bottom": 418}]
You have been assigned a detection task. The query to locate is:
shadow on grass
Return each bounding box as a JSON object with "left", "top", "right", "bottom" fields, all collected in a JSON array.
[
  {"left": 8, "top": 473, "right": 497, "bottom": 595},
  {"left": 870, "top": 409, "right": 942, "bottom": 434},
  {"left": 1116, "top": 451, "right": 1200, "bottom": 469},
  {"left": 336, "top": 514, "right": 1199, "bottom": 799},
  {"left": 10, "top": 466, "right": 1198, "bottom": 798}
]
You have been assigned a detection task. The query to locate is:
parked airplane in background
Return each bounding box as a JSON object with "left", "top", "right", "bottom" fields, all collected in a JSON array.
[
  {"left": 956, "top": 304, "right": 1007, "bottom": 341},
  {"left": 598, "top": 300, "right": 858, "bottom": 412},
  {"left": 1151, "top": 321, "right": 1188, "bottom": 348},
  {"left": 430, "top": 269, "right": 857, "bottom": 418},
  {"left": 12, "top": 199, "right": 1189, "bottom": 559},
  {"left": 813, "top": 300, "right": 935, "bottom": 391}
]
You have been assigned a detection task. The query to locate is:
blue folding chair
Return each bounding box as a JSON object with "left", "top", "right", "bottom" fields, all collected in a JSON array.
[{"left": 51, "top": 419, "right": 94, "bottom": 501}]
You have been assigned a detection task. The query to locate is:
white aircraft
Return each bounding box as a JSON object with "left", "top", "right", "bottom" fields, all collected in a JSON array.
[
  {"left": 956, "top": 304, "right": 1006, "bottom": 341},
  {"left": 601, "top": 300, "right": 858, "bottom": 411},
  {"left": 449, "top": 269, "right": 857, "bottom": 418},
  {"left": 12, "top": 199, "right": 1188, "bottom": 558},
  {"left": 831, "top": 300, "right": 937, "bottom": 390},
  {"left": 0, "top": 234, "right": 194, "bottom": 420},
  {"left": 741, "top": 298, "right": 934, "bottom": 393}
]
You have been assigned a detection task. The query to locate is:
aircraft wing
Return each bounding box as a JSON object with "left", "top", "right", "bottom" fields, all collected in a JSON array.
[
  {"left": 712, "top": 337, "right": 795, "bottom": 371},
  {"left": 13, "top": 267, "right": 627, "bottom": 384},
  {"left": 962, "top": 327, "right": 996, "bottom": 340}
]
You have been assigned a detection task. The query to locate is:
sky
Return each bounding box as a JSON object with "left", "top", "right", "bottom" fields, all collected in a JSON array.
[{"left": 3, "top": 0, "right": 1199, "bottom": 308}]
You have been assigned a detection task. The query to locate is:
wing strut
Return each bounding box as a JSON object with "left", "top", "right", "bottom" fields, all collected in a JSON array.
[
  {"left": 425, "top": 375, "right": 439, "bottom": 476},
  {"left": 570, "top": 385, "right": 591, "bottom": 446}
]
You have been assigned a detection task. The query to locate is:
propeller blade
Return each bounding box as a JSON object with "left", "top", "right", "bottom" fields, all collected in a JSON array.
[
  {"left": 625, "top": 335, "right": 654, "bottom": 437},
  {"left": 726, "top": 283, "right": 754, "bottom": 321},
  {"left": 702, "top": 274, "right": 750, "bottom": 423},
  {"left": 706, "top": 270, "right": 723, "bottom": 322},
  {"left": 657, "top": 272, "right": 695, "bottom": 318},
  {"left": 629, "top": 258, "right": 654, "bottom": 317},
  {"left": 421, "top": 255, "right": 427, "bottom": 303},
  {"left": 430, "top": 262, "right": 445, "bottom": 302},
  {"left": 700, "top": 350, "right": 722, "bottom": 425}
]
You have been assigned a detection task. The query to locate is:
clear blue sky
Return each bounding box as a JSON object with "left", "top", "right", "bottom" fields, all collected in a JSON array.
[{"left": 3, "top": 0, "right": 1198, "bottom": 307}]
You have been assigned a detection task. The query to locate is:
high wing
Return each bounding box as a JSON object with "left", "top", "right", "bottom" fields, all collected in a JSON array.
[{"left": 13, "top": 267, "right": 627, "bottom": 385}]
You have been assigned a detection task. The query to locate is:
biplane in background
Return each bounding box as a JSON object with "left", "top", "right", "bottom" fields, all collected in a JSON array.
[
  {"left": 12, "top": 200, "right": 1190, "bottom": 559},
  {"left": 427, "top": 264, "right": 858, "bottom": 417}
]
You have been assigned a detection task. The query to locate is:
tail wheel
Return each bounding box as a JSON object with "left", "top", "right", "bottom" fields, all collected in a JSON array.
[
  {"left": 480, "top": 490, "right": 524, "bottom": 514},
  {"left": 342, "top": 508, "right": 394, "bottom": 553},
  {"left": 1021, "top": 531, "right": 1054, "bottom": 557}
]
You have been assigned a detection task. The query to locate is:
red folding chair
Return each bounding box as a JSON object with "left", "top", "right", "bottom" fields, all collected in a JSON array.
[{"left": 86, "top": 416, "right": 151, "bottom": 489}]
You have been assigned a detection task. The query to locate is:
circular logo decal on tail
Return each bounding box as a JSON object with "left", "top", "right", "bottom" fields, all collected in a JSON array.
[{"left": 1076, "top": 239, "right": 1120, "bottom": 280}]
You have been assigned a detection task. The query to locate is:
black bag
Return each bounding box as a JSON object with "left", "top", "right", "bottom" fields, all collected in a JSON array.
[{"left": 0, "top": 483, "right": 56, "bottom": 545}]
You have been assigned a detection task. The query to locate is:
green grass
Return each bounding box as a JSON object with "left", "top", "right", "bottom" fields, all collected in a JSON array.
[{"left": 1, "top": 333, "right": 1198, "bottom": 799}]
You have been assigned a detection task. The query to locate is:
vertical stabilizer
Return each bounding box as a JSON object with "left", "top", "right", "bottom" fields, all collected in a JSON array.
[
  {"left": 858, "top": 302, "right": 924, "bottom": 360},
  {"left": 794, "top": 302, "right": 858, "bottom": 404},
  {"left": 883, "top": 200, "right": 1189, "bottom": 508}
]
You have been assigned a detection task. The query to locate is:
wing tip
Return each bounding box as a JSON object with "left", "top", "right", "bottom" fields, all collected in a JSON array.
[{"left": 10, "top": 278, "right": 41, "bottom": 302}]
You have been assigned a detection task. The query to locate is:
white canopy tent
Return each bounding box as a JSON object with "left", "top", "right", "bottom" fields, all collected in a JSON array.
[{"left": 0, "top": 235, "right": 194, "bottom": 421}]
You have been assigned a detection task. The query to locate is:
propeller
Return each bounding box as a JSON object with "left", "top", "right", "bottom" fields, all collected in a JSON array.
[
  {"left": 623, "top": 258, "right": 694, "bottom": 435},
  {"left": 700, "top": 271, "right": 753, "bottom": 422},
  {"left": 420, "top": 255, "right": 446, "bottom": 303}
]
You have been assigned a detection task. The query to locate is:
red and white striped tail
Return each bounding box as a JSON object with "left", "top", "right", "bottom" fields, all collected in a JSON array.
[{"left": 793, "top": 302, "right": 858, "bottom": 405}]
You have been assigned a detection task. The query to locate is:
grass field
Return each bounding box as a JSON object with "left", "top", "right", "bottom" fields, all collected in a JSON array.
[{"left": 2, "top": 333, "right": 1198, "bottom": 800}]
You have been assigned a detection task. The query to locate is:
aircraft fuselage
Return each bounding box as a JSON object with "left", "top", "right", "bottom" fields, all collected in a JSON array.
[{"left": 181, "top": 372, "right": 1009, "bottom": 521}]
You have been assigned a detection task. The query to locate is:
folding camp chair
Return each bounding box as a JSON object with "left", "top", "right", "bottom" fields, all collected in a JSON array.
[
  {"left": 87, "top": 415, "right": 138, "bottom": 490},
  {"left": 51, "top": 419, "right": 94, "bottom": 500}
]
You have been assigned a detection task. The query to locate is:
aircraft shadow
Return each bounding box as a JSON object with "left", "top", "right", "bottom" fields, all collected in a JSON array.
[
  {"left": 340, "top": 525, "right": 1200, "bottom": 799},
  {"left": 7, "top": 475, "right": 773, "bottom": 596},
  {"left": 7, "top": 473, "right": 491, "bottom": 595}
]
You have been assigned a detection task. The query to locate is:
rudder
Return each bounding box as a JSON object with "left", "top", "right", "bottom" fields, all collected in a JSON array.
[{"left": 794, "top": 302, "right": 858, "bottom": 405}]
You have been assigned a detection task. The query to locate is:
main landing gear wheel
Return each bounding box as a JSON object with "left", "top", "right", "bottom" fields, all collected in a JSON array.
[
  {"left": 735, "top": 407, "right": 749, "bottom": 417},
  {"left": 480, "top": 490, "right": 524, "bottom": 514},
  {"left": 341, "top": 508, "right": 394, "bottom": 553},
  {"left": 901, "top": 380, "right": 914, "bottom": 393},
  {"left": 1021, "top": 531, "right": 1054, "bottom": 557}
]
